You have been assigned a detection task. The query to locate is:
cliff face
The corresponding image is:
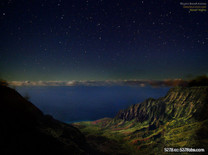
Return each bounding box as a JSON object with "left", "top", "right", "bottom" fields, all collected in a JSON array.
[
  {"left": 0, "top": 86, "right": 96, "bottom": 155},
  {"left": 116, "top": 87, "right": 208, "bottom": 123},
  {"left": 75, "top": 87, "right": 208, "bottom": 154}
]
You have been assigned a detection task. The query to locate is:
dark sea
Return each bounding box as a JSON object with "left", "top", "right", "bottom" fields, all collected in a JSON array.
[{"left": 16, "top": 86, "right": 170, "bottom": 123}]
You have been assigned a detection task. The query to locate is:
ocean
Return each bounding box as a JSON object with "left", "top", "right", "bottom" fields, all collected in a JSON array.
[{"left": 16, "top": 86, "right": 170, "bottom": 122}]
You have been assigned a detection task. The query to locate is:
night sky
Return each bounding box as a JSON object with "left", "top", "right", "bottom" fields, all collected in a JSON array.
[{"left": 0, "top": 0, "right": 208, "bottom": 82}]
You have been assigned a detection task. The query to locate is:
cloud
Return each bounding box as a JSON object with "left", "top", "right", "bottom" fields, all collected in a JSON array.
[{"left": 8, "top": 79, "right": 188, "bottom": 87}]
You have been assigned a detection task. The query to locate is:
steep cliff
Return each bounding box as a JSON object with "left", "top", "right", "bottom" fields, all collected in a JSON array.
[
  {"left": 116, "top": 87, "right": 208, "bottom": 123},
  {"left": 0, "top": 86, "right": 97, "bottom": 155},
  {"left": 75, "top": 87, "right": 208, "bottom": 154}
]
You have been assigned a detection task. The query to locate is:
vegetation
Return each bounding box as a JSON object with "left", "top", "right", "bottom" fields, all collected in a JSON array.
[{"left": 74, "top": 86, "right": 208, "bottom": 154}]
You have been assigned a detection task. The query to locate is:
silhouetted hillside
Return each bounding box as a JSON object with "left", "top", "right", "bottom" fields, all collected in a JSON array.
[
  {"left": 188, "top": 75, "right": 208, "bottom": 87},
  {"left": 0, "top": 86, "right": 98, "bottom": 155}
]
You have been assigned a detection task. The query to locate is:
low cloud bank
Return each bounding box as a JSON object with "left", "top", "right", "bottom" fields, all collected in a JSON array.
[{"left": 9, "top": 79, "right": 188, "bottom": 87}]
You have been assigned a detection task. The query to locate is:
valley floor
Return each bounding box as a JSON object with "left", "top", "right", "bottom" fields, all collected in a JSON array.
[{"left": 74, "top": 117, "right": 208, "bottom": 154}]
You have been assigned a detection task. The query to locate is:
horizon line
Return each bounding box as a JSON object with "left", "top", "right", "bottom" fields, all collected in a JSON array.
[{"left": 8, "top": 79, "right": 187, "bottom": 87}]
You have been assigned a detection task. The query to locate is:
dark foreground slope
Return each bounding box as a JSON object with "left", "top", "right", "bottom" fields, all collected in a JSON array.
[
  {"left": 0, "top": 86, "right": 97, "bottom": 155},
  {"left": 75, "top": 87, "right": 208, "bottom": 154}
]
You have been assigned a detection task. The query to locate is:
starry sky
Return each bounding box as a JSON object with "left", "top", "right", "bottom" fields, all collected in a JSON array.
[{"left": 0, "top": 0, "right": 208, "bottom": 81}]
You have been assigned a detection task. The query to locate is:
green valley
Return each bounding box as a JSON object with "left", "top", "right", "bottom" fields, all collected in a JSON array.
[{"left": 74, "top": 87, "right": 208, "bottom": 154}]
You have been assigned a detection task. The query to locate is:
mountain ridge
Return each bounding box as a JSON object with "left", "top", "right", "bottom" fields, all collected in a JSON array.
[
  {"left": 115, "top": 86, "right": 208, "bottom": 122},
  {"left": 0, "top": 85, "right": 99, "bottom": 154},
  {"left": 75, "top": 86, "right": 208, "bottom": 154}
]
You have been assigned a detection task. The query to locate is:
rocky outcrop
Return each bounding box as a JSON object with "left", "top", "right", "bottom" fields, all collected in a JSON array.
[{"left": 116, "top": 87, "right": 208, "bottom": 123}]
